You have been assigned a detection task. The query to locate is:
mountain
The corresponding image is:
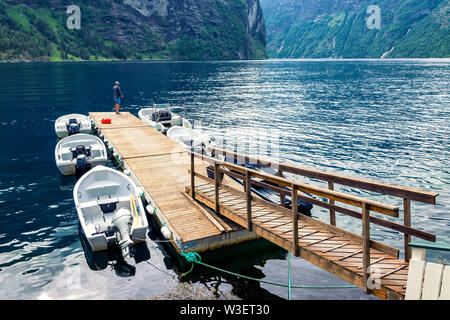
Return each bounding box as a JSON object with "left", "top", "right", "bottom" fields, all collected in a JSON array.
[
  {"left": 0, "top": 0, "right": 266, "bottom": 61},
  {"left": 260, "top": 0, "right": 450, "bottom": 58}
]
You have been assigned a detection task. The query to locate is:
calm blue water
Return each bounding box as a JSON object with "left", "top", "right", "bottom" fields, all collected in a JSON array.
[{"left": 0, "top": 59, "right": 449, "bottom": 300}]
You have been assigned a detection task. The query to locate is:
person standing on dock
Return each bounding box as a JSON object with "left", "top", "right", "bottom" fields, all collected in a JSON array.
[{"left": 113, "top": 81, "right": 124, "bottom": 114}]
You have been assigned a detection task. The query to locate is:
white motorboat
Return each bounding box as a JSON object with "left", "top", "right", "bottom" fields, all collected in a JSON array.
[
  {"left": 55, "top": 133, "right": 108, "bottom": 176},
  {"left": 166, "top": 126, "right": 212, "bottom": 154},
  {"left": 55, "top": 113, "right": 92, "bottom": 138},
  {"left": 138, "top": 104, "right": 192, "bottom": 134},
  {"left": 74, "top": 165, "right": 148, "bottom": 258}
]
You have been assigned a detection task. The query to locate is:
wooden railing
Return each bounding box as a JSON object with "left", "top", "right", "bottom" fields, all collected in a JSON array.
[
  {"left": 206, "top": 147, "right": 439, "bottom": 262},
  {"left": 189, "top": 148, "right": 438, "bottom": 292}
]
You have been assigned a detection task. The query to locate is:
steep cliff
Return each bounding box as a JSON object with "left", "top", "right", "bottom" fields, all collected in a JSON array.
[
  {"left": 0, "top": 0, "right": 267, "bottom": 61},
  {"left": 260, "top": 0, "right": 450, "bottom": 58}
]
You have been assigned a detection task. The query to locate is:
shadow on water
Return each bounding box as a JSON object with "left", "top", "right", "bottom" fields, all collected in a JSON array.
[
  {"left": 78, "top": 222, "right": 151, "bottom": 277},
  {"left": 145, "top": 212, "right": 287, "bottom": 300},
  {"left": 189, "top": 239, "right": 287, "bottom": 300}
]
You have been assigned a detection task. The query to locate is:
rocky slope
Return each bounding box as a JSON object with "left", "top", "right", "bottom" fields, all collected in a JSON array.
[
  {"left": 260, "top": 0, "right": 450, "bottom": 58},
  {"left": 0, "top": 0, "right": 267, "bottom": 61}
]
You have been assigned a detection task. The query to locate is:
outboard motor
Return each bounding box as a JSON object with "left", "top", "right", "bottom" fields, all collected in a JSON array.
[
  {"left": 73, "top": 145, "right": 91, "bottom": 176},
  {"left": 154, "top": 110, "right": 172, "bottom": 122},
  {"left": 112, "top": 207, "right": 135, "bottom": 259},
  {"left": 75, "top": 154, "right": 91, "bottom": 177},
  {"left": 67, "top": 118, "right": 81, "bottom": 136}
]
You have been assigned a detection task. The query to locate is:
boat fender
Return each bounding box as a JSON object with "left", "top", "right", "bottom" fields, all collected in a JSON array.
[
  {"left": 161, "top": 225, "right": 172, "bottom": 240},
  {"left": 123, "top": 170, "right": 130, "bottom": 176},
  {"left": 146, "top": 205, "right": 157, "bottom": 215}
]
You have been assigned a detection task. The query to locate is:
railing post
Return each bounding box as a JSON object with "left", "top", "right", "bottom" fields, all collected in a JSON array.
[
  {"left": 362, "top": 202, "right": 371, "bottom": 293},
  {"left": 190, "top": 152, "right": 195, "bottom": 199},
  {"left": 246, "top": 171, "right": 252, "bottom": 231},
  {"left": 278, "top": 169, "right": 286, "bottom": 207},
  {"left": 328, "top": 181, "right": 336, "bottom": 226},
  {"left": 292, "top": 184, "right": 299, "bottom": 256},
  {"left": 214, "top": 162, "right": 220, "bottom": 214},
  {"left": 403, "top": 198, "right": 411, "bottom": 262}
]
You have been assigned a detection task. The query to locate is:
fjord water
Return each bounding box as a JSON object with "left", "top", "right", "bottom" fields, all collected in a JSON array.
[{"left": 0, "top": 60, "right": 448, "bottom": 300}]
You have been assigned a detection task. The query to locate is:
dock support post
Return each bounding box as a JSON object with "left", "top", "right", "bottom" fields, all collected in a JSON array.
[
  {"left": 191, "top": 152, "right": 195, "bottom": 200},
  {"left": 246, "top": 171, "right": 252, "bottom": 231},
  {"left": 362, "top": 202, "right": 371, "bottom": 293},
  {"left": 403, "top": 198, "right": 411, "bottom": 262},
  {"left": 328, "top": 181, "right": 336, "bottom": 226},
  {"left": 292, "top": 184, "right": 299, "bottom": 256},
  {"left": 278, "top": 170, "right": 286, "bottom": 207},
  {"left": 214, "top": 163, "right": 220, "bottom": 214}
]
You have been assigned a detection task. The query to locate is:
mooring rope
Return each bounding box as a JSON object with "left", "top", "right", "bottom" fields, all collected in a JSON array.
[{"left": 180, "top": 252, "right": 357, "bottom": 290}]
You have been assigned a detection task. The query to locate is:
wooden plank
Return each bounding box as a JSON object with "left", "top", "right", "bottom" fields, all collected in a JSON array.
[
  {"left": 404, "top": 198, "right": 411, "bottom": 262},
  {"left": 405, "top": 259, "right": 426, "bottom": 300},
  {"left": 323, "top": 243, "right": 348, "bottom": 253},
  {"left": 421, "top": 262, "right": 444, "bottom": 300},
  {"left": 245, "top": 171, "right": 252, "bottom": 231},
  {"left": 278, "top": 169, "right": 286, "bottom": 207},
  {"left": 358, "top": 257, "right": 386, "bottom": 269},
  {"left": 308, "top": 236, "right": 334, "bottom": 247},
  {"left": 439, "top": 266, "right": 450, "bottom": 300},
  {"left": 328, "top": 181, "right": 336, "bottom": 226},
  {"left": 339, "top": 250, "right": 363, "bottom": 261},
  {"left": 214, "top": 163, "right": 220, "bottom": 214},
  {"left": 292, "top": 184, "right": 299, "bottom": 256},
  {"left": 362, "top": 202, "right": 371, "bottom": 293},
  {"left": 181, "top": 191, "right": 231, "bottom": 233}
]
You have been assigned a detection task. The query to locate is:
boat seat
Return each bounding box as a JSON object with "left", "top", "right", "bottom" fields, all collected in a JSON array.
[
  {"left": 97, "top": 195, "right": 119, "bottom": 213},
  {"left": 85, "top": 181, "right": 121, "bottom": 197},
  {"left": 80, "top": 201, "right": 103, "bottom": 219}
]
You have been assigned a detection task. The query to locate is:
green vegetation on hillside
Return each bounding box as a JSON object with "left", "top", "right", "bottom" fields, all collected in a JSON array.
[
  {"left": 0, "top": 0, "right": 267, "bottom": 61},
  {"left": 260, "top": 0, "right": 450, "bottom": 58},
  {"left": 0, "top": 2, "right": 140, "bottom": 61}
]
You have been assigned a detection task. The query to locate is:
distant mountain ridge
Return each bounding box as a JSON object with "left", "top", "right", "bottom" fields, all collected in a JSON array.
[
  {"left": 0, "top": 0, "right": 267, "bottom": 61},
  {"left": 260, "top": 0, "right": 450, "bottom": 58}
]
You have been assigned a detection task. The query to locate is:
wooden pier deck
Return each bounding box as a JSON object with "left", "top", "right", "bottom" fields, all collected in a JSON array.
[
  {"left": 89, "top": 112, "right": 439, "bottom": 300},
  {"left": 89, "top": 112, "right": 258, "bottom": 253}
]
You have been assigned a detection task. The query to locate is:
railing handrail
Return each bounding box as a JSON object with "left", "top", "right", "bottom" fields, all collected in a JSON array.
[
  {"left": 218, "top": 167, "right": 435, "bottom": 242},
  {"left": 191, "top": 150, "right": 399, "bottom": 217},
  {"left": 207, "top": 146, "right": 439, "bottom": 204}
]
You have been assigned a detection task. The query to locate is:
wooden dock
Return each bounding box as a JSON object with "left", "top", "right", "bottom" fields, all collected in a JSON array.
[
  {"left": 187, "top": 148, "right": 439, "bottom": 300},
  {"left": 89, "top": 112, "right": 439, "bottom": 300},
  {"left": 89, "top": 112, "right": 258, "bottom": 253}
]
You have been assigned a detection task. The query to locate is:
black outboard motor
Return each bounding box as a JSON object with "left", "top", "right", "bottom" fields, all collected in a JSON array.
[
  {"left": 67, "top": 118, "right": 81, "bottom": 136},
  {"left": 153, "top": 110, "right": 172, "bottom": 122},
  {"left": 73, "top": 145, "right": 91, "bottom": 177}
]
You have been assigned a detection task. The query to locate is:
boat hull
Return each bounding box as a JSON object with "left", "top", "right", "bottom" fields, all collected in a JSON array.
[
  {"left": 73, "top": 165, "right": 148, "bottom": 252},
  {"left": 55, "top": 114, "right": 92, "bottom": 138},
  {"left": 138, "top": 107, "right": 191, "bottom": 134},
  {"left": 55, "top": 133, "right": 107, "bottom": 176}
]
